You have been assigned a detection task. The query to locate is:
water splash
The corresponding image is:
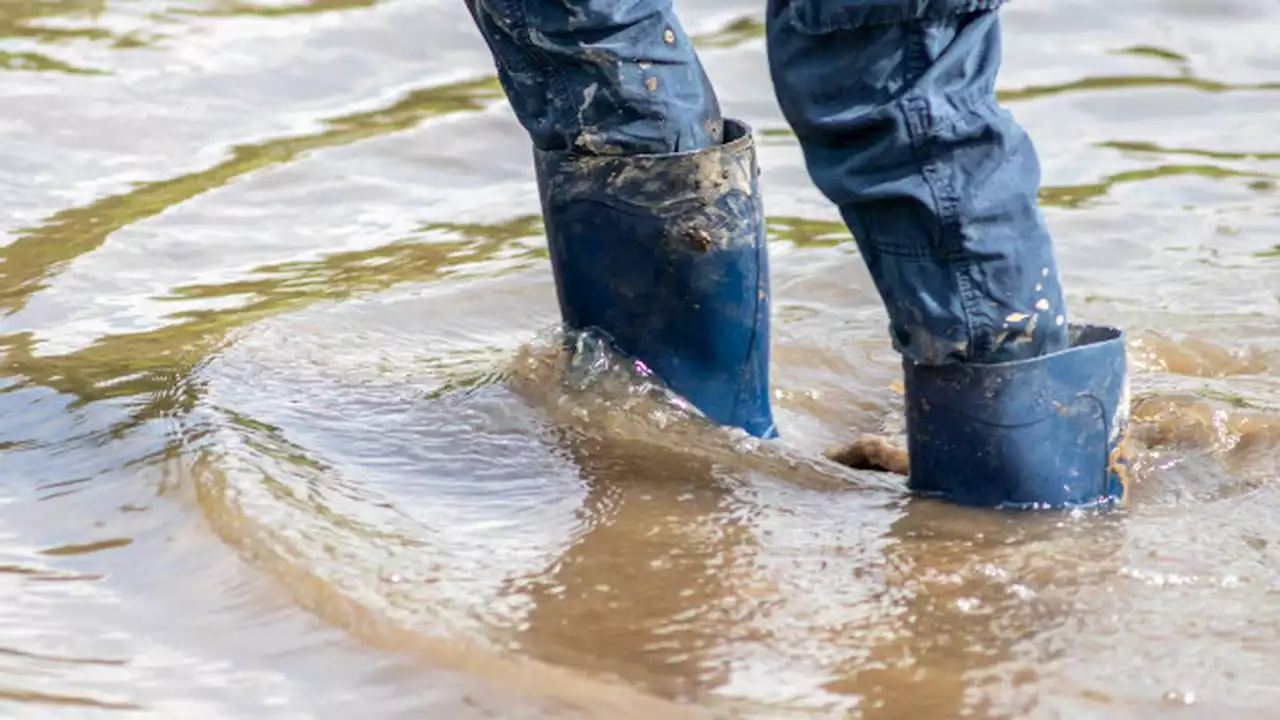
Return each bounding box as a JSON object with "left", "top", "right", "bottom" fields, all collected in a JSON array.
[{"left": 506, "top": 326, "right": 708, "bottom": 437}]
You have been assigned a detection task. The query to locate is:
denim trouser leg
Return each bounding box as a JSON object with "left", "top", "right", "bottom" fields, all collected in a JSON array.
[
  {"left": 464, "top": 0, "right": 722, "bottom": 154},
  {"left": 766, "top": 0, "right": 1069, "bottom": 365}
]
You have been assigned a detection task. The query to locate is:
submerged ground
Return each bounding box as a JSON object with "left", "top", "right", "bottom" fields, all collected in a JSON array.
[{"left": 1, "top": 0, "right": 1278, "bottom": 717}]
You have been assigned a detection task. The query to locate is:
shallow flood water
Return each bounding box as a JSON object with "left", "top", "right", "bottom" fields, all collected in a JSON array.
[{"left": 2, "top": 0, "right": 1279, "bottom": 717}]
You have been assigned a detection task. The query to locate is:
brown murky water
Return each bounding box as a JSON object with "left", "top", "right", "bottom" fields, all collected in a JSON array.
[{"left": 2, "top": 0, "right": 1279, "bottom": 717}]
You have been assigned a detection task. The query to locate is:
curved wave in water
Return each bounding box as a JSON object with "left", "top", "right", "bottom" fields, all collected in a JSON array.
[{"left": 184, "top": 256, "right": 1279, "bottom": 716}]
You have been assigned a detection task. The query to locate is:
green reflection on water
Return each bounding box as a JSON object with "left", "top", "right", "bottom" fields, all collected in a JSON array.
[
  {"left": 768, "top": 217, "right": 850, "bottom": 248},
  {"left": 0, "top": 74, "right": 514, "bottom": 412},
  {"left": 1039, "top": 164, "right": 1273, "bottom": 208},
  {"left": 0, "top": 76, "right": 503, "bottom": 319},
  {"left": 166, "top": 216, "right": 545, "bottom": 312},
  {"left": 693, "top": 16, "right": 764, "bottom": 49},
  {"left": 188, "top": 0, "right": 384, "bottom": 18},
  {"left": 1113, "top": 45, "right": 1190, "bottom": 64},
  {"left": 0, "top": 0, "right": 159, "bottom": 73},
  {"left": 0, "top": 0, "right": 392, "bottom": 73},
  {"left": 0, "top": 0, "right": 108, "bottom": 39},
  {"left": 0, "top": 50, "right": 104, "bottom": 74},
  {"left": 1099, "top": 141, "right": 1280, "bottom": 162},
  {"left": 998, "top": 73, "right": 1280, "bottom": 102},
  {"left": 1, "top": 214, "right": 542, "bottom": 409}
]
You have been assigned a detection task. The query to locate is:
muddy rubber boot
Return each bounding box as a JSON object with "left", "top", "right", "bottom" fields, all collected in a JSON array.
[
  {"left": 904, "top": 324, "right": 1130, "bottom": 508},
  {"left": 534, "top": 118, "right": 776, "bottom": 439}
]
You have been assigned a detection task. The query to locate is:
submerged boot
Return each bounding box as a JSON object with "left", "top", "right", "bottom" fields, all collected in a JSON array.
[
  {"left": 533, "top": 118, "right": 776, "bottom": 439},
  {"left": 904, "top": 324, "right": 1130, "bottom": 508}
]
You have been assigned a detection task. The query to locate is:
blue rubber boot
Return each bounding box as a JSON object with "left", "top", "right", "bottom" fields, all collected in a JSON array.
[
  {"left": 904, "top": 324, "right": 1131, "bottom": 509},
  {"left": 534, "top": 118, "right": 776, "bottom": 439}
]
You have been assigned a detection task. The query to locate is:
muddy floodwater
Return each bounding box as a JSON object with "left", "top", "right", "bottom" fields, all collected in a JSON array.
[{"left": 1, "top": 0, "right": 1278, "bottom": 717}]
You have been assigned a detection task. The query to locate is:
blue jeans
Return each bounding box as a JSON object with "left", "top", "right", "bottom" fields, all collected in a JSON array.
[{"left": 465, "top": 0, "right": 1069, "bottom": 366}]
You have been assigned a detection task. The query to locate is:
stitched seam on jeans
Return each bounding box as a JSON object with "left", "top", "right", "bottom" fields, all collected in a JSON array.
[
  {"left": 900, "top": 28, "right": 938, "bottom": 253},
  {"left": 901, "top": 30, "right": 963, "bottom": 262},
  {"left": 948, "top": 90, "right": 1035, "bottom": 362},
  {"left": 954, "top": 266, "right": 990, "bottom": 361},
  {"left": 902, "top": 21, "right": 979, "bottom": 362},
  {"left": 856, "top": 25, "right": 942, "bottom": 260}
]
